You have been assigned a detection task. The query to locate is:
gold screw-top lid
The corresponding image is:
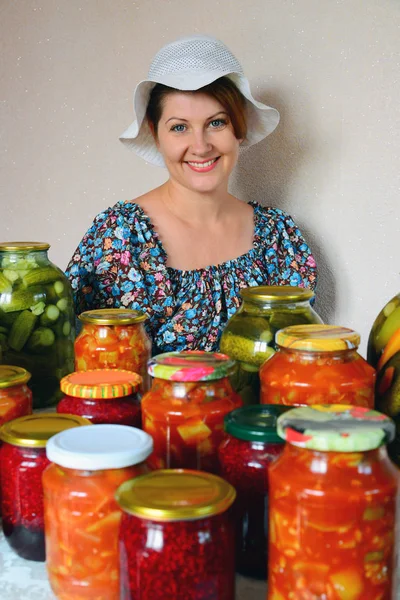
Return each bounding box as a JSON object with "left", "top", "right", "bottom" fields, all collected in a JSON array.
[
  {"left": 0, "top": 413, "right": 91, "bottom": 448},
  {"left": 116, "top": 469, "right": 236, "bottom": 522},
  {"left": 0, "top": 365, "right": 31, "bottom": 389},
  {"left": 276, "top": 324, "right": 361, "bottom": 352},
  {"left": 0, "top": 242, "right": 50, "bottom": 251},
  {"left": 240, "top": 285, "right": 314, "bottom": 303},
  {"left": 78, "top": 308, "right": 148, "bottom": 325}
]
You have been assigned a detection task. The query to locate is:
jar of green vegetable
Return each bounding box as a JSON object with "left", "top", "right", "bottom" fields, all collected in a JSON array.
[
  {"left": 219, "top": 286, "right": 322, "bottom": 405},
  {"left": 367, "top": 291, "right": 400, "bottom": 465},
  {"left": 0, "top": 242, "right": 75, "bottom": 408}
]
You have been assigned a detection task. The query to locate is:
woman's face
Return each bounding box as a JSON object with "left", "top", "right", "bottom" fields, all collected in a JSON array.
[{"left": 154, "top": 91, "right": 242, "bottom": 194}]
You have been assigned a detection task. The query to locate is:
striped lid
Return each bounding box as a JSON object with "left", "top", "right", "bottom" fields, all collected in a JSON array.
[
  {"left": 276, "top": 325, "right": 361, "bottom": 352},
  {"left": 60, "top": 369, "right": 142, "bottom": 399}
]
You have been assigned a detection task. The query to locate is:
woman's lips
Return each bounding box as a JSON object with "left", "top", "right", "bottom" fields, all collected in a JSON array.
[{"left": 185, "top": 157, "right": 220, "bottom": 173}]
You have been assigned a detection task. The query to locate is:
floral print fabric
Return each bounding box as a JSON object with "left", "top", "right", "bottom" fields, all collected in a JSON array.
[{"left": 65, "top": 201, "right": 317, "bottom": 353}]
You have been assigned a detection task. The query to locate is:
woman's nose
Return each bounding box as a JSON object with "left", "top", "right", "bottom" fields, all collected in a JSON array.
[{"left": 189, "top": 130, "right": 213, "bottom": 155}]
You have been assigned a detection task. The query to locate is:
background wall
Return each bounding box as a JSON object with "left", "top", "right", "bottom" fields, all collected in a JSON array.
[{"left": 1, "top": 0, "right": 399, "bottom": 355}]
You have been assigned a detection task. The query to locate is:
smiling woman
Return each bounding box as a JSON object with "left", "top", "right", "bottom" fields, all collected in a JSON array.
[{"left": 65, "top": 35, "right": 318, "bottom": 354}]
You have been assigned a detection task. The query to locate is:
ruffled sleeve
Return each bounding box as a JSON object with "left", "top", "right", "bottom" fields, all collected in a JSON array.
[{"left": 254, "top": 205, "right": 317, "bottom": 291}]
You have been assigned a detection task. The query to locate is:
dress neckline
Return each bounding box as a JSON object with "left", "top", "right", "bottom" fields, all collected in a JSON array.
[{"left": 117, "top": 199, "right": 262, "bottom": 275}]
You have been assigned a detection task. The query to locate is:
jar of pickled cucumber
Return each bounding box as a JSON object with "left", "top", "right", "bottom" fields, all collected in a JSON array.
[
  {"left": 219, "top": 286, "right": 322, "bottom": 405},
  {"left": 367, "top": 291, "right": 400, "bottom": 465},
  {"left": 0, "top": 242, "right": 75, "bottom": 408}
]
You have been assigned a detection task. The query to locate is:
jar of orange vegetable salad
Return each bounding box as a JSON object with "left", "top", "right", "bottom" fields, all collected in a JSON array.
[
  {"left": 43, "top": 424, "right": 153, "bottom": 600},
  {"left": 0, "top": 365, "right": 32, "bottom": 426},
  {"left": 57, "top": 369, "right": 142, "bottom": 427},
  {"left": 75, "top": 308, "right": 152, "bottom": 393},
  {"left": 268, "top": 405, "right": 399, "bottom": 600},
  {"left": 260, "top": 325, "right": 376, "bottom": 408},
  {"left": 142, "top": 351, "right": 242, "bottom": 473}
]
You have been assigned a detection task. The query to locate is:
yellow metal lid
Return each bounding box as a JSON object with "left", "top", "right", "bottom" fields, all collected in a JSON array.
[
  {"left": 0, "top": 413, "right": 91, "bottom": 448},
  {"left": 0, "top": 242, "right": 50, "bottom": 252},
  {"left": 240, "top": 285, "right": 314, "bottom": 303},
  {"left": 78, "top": 308, "right": 148, "bottom": 326},
  {"left": 0, "top": 365, "right": 31, "bottom": 389},
  {"left": 276, "top": 324, "right": 361, "bottom": 352},
  {"left": 116, "top": 469, "right": 236, "bottom": 522},
  {"left": 60, "top": 369, "right": 142, "bottom": 399}
]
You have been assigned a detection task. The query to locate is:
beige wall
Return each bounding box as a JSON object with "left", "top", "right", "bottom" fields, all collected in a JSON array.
[{"left": 1, "top": 0, "right": 399, "bottom": 355}]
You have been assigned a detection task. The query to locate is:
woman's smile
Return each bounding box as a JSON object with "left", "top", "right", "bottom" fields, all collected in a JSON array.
[{"left": 185, "top": 157, "right": 221, "bottom": 172}]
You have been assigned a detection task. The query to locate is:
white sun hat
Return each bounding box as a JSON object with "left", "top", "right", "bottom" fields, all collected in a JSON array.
[{"left": 119, "top": 34, "right": 280, "bottom": 167}]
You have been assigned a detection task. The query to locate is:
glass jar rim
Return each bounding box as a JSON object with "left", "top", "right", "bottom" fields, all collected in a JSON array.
[
  {"left": 79, "top": 308, "right": 148, "bottom": 326},
  {"left": 276, "top": 324, "right": 360, "bottom": 352},
  {"left": 277, "top": 405, "right": 395, "bottom": 452},
  {"left": 225, "top": 405, "right": 288, "bottom": 443},
  {"left": 60, "top": 369, "right": 142, "bottom": 399},
  {"left": 0, "top": 413, "right": 91, "bottom": 448},
  {"left": 148, "top": 351, "right": 236, "bottom": 381},
  {"left": 0, "top": 242, "right": 50, "bottom": 252},
  {"left": 240, "top": 285, "right": 314, "bottom": 303},
  {"left": 116, "top": 469, "right": 236, "bottom": 521},
  {"left": 0, "top": 365, "right": 31, "bottom": 388}
]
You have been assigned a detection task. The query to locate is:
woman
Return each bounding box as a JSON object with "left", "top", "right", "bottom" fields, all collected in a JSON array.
[{"left": 66, "top": 35, "right": 317, "bottom": 353}]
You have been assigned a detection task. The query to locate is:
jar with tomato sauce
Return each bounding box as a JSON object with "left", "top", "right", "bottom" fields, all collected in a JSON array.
[
  {"left": 57, "top": 369, "right": 142, "bottom": 427},
  {"left": 43, "top": 424, "right": 153, "bottom": 600},
  {"left": 0, "top": 413, "right": 90, "bottom": 561},
  {"left": 116, "top": 469, "right": 236, "bottom": 600},
  {"left": 142, "top": 351, "right": 242, "bottom": 472},
  {"left": 260, "top": 325, "right": 376, "bottom": 408},
  {"left": 268, "top": 405, "right": 399, "bottom": 600},
  {"left": 218, "top": 405, "right": 287, "bottom": 579},
  {"left": 75, "top": 308, "right": 152, "bottom": 393}
]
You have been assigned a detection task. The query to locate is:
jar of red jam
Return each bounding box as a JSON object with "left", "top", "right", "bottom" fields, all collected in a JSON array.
[
  {"left": 116, "top": 469, "right": 236, "bottom": 600},
  {"left": 43, "top": 424, "right": 153, "bottom": 600},
  {"left": 218, "top": 405, "right": 287, "bottom": 579},
  {"left": 260, "top": 325, "right": 376, "bottom": 407},
  {"left": 0, "top": 413, "right": 90, "bottom": 561},
  {"left": 268, "top": 405, "right": 399, "bottom": 600},
  {"left": 57, "top": 369, "right": 142, "bottom": 427},
  {"left": 142, "top": 351, "right": 242, "bottom": 472},
  {"left": 75, "top": 308, "right": 152, "bottom": 393},
  {"left": 0, "top": 365, "right": 33, "bottom": 424}
]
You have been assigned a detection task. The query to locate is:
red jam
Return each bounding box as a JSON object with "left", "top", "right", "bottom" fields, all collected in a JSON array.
[
  {"left": 218, "top": 406, "right": 286, "bottom": 579},
  {"left": 116, "top": 470, "right": 236, "bottom": 600},
  {"left": 57, "top": 369, "right": 142, "bottom": 427},
  {"left": 0, "top": 413, "right": 89, "bottom": 561}
]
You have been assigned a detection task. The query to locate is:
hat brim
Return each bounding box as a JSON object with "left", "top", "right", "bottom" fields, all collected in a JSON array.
[{"left": 119, "top": 71, "right": 280, "bottom": 167}]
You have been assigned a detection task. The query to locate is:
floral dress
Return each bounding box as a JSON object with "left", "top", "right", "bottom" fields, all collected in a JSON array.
[{"left": 65, "top": 200, "right": 317, "bottom": 353}]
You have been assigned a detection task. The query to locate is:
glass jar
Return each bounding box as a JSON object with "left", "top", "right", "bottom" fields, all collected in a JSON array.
[
  {"left": 0, "top": 365, "right": 32, "bottom": 424},
  {"left": 0, "top": 242, "right": 75, "bottom": 408},
  {"left": 57, "top": 369, "right": 142, "bottom": 427},
  {"left": 218, "top": 405, "right": 286, "bottom": 580},
  {"left": 0, "top": 413, "right": 90, "bottom": 561},
  {"left": 142, "top": 351, "right": 242, "bottom": 472},
  {"left": 368, "top": 292, "right": 400, "bottom": 465},
  {"left": 220, "top": 286, "right": 322, "bottom": 405},
  {"left": 43, "top": 424, "right": 153, "bottom": 600},
  {"left": 268, "top": 405, "right": 399, "bottom": 600},
  {"left": 75, "top": 308, "right": 152, "bottom": 393},
  {"left": 261, "top": 325, "right": 376, "bottom": 408},
  {"left": 116, "top": 469, "right": 236, "bottom": 600}
]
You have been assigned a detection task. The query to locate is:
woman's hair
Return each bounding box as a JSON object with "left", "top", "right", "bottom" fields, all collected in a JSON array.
[{"left": 146, "top": 77, "right": 247, "bottom": 140}]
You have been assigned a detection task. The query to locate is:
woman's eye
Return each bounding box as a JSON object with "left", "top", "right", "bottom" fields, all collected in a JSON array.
[
  {"left": 209, "top": 119, "right": 227, "bottom": 128},
  {"left": 171, "top": 124, "right": 186, "bottom": 132}
]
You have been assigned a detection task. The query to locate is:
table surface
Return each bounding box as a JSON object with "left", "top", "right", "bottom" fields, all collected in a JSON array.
[{"left": 0, "top": 530, "right": 267, "bottom": 600}]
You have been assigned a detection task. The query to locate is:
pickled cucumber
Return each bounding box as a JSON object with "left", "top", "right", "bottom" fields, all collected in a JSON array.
[
  {"left": 22, "top": 267, "right": 62, "bottom": 288},
  {"left": 8, "top": 310, "right": 37, "bottom": 351}
]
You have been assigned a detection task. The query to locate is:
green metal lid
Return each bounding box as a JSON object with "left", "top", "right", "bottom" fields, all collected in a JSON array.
[
  {"left": 277, "top": 405, "right": 395, "bottom": 452},
  {"left": 225, "top": 405, "right": 289, "bottom": 443}
]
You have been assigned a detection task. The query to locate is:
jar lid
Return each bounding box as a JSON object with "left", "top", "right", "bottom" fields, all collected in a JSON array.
[
  {"left": 116, "top": 469, "right": 236, "bottom": 521},
  {"left": 148, "top": 351, "right": 236, "bottom": 381},
  {"left": 225, "top": 405, "right": 289, "bottom": 443},
  {"left": 78, "top": 308, "right": 148, "bottom": 325},
  {"left": 277, "top": 405, "right": 395, "bottom": 452},
  {"left": 46, "top": 424, "right": 153, "bottom": 470},
  {"left": 60, "top": 369, "right": 142, "bottom": 399},
  {"left": 0, "top": 242, "right": 50, "bottom": 251},
  {"left": 0, "top": 365, "right": 31, "bottom": 389},
  {"left": 240, "top": 285, "right": 314, "bottom": 303},
  {"left": 0, "top": 413, "right": 91, "bottom": 448},
  {"left": 276, "top": 324, "right": 361, "bottom": 351}
]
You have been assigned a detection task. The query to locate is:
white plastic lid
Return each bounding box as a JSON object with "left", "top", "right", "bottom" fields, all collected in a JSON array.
[{"left": 46, "top": 424, "right": 153, "bottom": 470}]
